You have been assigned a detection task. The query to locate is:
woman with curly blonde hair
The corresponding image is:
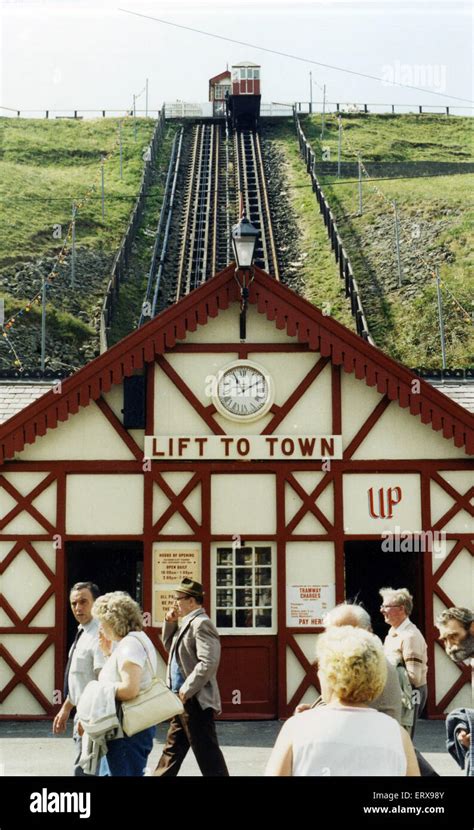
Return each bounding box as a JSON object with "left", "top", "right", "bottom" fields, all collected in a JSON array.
[
  {"left": 265, "top": 626, "right": 419, "bottom": 776},
  {"left": 88, "top": 591, "right": 157, "bottom": 776}
]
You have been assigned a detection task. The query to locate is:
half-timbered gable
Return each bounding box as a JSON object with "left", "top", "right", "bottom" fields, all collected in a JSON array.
[{"left": 0, "top": 265, "right": 472, "bottom": 720}]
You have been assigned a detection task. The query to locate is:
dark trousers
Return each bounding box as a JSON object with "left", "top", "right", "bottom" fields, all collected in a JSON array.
[
  {"left": 154, "top": 697, "right": 229, "bottom": 777},
  {"left": 105, "top": 727, "right": 155, "bottom": 777}
]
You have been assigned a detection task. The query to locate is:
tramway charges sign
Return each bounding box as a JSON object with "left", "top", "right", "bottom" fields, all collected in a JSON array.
[{"left": 144, "top": 435, "right": 342, "bottom": 461}]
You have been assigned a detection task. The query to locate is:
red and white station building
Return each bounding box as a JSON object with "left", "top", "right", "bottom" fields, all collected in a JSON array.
[{"left": 0, "top": 265, "right": 472, "bottom": 720}]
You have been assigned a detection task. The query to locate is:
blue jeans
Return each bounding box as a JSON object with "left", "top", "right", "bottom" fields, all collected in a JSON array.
[{"left": 105, "top": 727, "right": 155, "bottom": 776}]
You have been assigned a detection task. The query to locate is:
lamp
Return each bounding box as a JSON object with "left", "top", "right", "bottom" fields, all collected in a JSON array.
[
  {"left": 231, "top": 214, "right": 259, "bottom": 269},
  {"left": 231, "top": 212, "right": 259, "bottom": 341}
]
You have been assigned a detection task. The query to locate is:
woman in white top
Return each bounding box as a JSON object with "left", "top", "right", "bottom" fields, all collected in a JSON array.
[
  {"left": 265, "top": 626, "right": 420, "bottom": 777},
  {"left": 87, "top": 591, "right": 158, "bottom": 776}
]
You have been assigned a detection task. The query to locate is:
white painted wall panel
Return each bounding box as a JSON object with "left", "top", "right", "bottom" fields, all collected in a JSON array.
[
  {"left": 343, "top": 473, "right": 421, "bottom": 534},
  {"left": 352, "top": 399, "right": 466, "bottom": 460},
  {"left": 154, "top": 365, "right": 214, "bottom": 435},
  {"left": 431, "top": 472, "right": 474, "bottom": 533},
  {"left": 183, "top": 304, "right": 298, "bottom": 344},
  {"left": 17, "top": 403, "right": 136, "bottom": 461},
  {"left": 2, "top": 551, "right": 50, "bottom": 618},
  {"left": 66, "top": 475, "right": 144, "bottom": 534},
  {"left": 286, "top": 542, "right": 335, "bottom": 585},
  {"left": 277, "top": 364, "right": 332, "bottom": 434},
  {"left": 211, "top": 474, "right": 276, "bottom": 534}
]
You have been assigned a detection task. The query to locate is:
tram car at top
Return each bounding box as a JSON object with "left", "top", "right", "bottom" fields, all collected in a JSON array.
[{"left": 209, "top": 62, "right": 261, "bottom": 130}]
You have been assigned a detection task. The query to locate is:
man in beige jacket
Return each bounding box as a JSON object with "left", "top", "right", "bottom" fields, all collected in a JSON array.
[
  {"left": 154, "top": 578, "right": 229, "bottom": 776},
  {"left": 380, "top": 586, "right": 428, "bottom": 739}
]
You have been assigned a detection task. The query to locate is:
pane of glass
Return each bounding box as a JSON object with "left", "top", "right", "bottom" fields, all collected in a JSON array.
[
  {"left": 216, "top": 609, "right": 233, "bottom": 627},
  {"left": 236, "top": 548, "right": 253, "bottom": 566},
  {"left": 216, "top": 589, "right": 233, "bottom": 607},
  {"left": 254, "top": 70, "right": 260, "bottom": 80},
  {"left": 236, "top": 608, "right": 254, "bottom": 627},
  {"left": 236, "top": 568, "right": 253, "bottom": 586},
  {"left": 236, "top": 589, "right": 253, "bottom": 608},
  {"left": 217, "top": 548, "right": 233, "bottom": 566},
  {"left": 255, "top": 547, "right": 271, "bottom": 565},
  {"left": 217, "top": 568, "right": 233, "bottom": 586},
  {"left": 255, "top": 588, "right": 271, "bottom": 607},
  {"left": 255, "top": 609, "right": 272, "bottom": 627},
  {"left": 255, "top": 567, "right": 271, "bottom": 586}
]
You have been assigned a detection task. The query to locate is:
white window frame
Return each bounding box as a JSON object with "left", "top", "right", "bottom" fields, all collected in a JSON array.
[{"left": 211, "top": 542, "right": 277, "bottom": 635}]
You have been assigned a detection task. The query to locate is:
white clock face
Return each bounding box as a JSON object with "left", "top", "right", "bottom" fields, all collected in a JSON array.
[{"left": 213, "top": 361, "right": 274, "bottom": 422}]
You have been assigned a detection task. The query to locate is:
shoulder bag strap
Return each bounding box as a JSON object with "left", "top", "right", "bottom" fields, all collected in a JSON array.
[{"left": 127, "top": 633, "right": 157, "bottom": 681}]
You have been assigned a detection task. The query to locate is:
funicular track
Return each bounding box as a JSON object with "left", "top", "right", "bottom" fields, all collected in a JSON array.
[
  {"left": 142, "top": 120, "right": 280, "bottom": 322},
  {"left": 175, "top": 123, "right": 221, "bottom": 300},
  {"left": 234, "top": 130, "right": 280, "bottom": 280}
]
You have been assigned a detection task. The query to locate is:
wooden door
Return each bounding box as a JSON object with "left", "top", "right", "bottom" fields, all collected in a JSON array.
[{"left": 217, "top": 635, "right": 277, "bottom": 719}]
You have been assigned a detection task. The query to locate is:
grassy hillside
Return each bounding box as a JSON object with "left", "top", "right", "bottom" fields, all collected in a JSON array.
[
  {"left": 274, "top": 113, "right": 473, "bottom": 368},
  {"left": 262, "top": 122, "right": 355, "bottom": 332},
  {"left": 0, "top": 117, "right": 156, "bottom": 266},
  {"left": 0, "top": 116, "right": 172, "bottom": 370},
  {"left": 1, "top": 113, "right": 472, "bottom": 371}
]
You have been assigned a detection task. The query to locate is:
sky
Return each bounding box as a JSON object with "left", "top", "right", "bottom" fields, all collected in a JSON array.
[{"left": 0, "top": 0, "right": 473, "bottom": 116}]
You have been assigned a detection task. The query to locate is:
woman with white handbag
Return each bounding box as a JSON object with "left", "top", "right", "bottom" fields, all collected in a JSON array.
[{"left": 81, "top": 591, "right": 160, "bottom": 776}]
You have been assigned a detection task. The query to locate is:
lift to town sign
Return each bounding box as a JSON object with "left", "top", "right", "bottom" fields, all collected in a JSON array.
[{"left": 144, "top": 434, "right": 342, "bottom": 461}]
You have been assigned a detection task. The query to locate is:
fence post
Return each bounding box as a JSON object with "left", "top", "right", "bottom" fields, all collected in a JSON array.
[
  {"left": 46, "top": 110, "right": 49, "bottom": 119},
  {"left": 392, "top": 105, "right": 395, "bottom": 114},
  {"left": 337, "top": 116, "right": 342, "bottom": 177},
  {"left": 71, "top": 202, "right": 76, "bottom": 288},
  {"left": 74, "top": 110, "right": 78, "bottom": 119},
  {"left": 320, "top": 84, "right": 326, "bottom": 139},
  {"left": 393, "top": 201, "right": 402, "bottom": 287},
  {"left": 436, "top": 265, "right": 447, "bottom": 368},
  {"left": 364, "top": 104, "right": 368, "bottom": 113},
  {"left": 446, "top": 107, "right": 449, "bottom": 116},
  {"left": 102, "top": 110, "right": 106, "bottom": 117},
  {"left": 419, "top": 106, "right": 423, "bottom": 114}
]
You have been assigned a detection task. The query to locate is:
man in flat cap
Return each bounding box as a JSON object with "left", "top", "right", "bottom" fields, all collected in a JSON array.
[{"left": 154, "top": 578, "right": 229, "bottom": 776}]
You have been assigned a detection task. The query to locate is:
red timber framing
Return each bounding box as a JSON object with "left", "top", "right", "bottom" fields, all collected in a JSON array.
[{"left": 0, "top": 264, "right": 472, "bottom": 720}]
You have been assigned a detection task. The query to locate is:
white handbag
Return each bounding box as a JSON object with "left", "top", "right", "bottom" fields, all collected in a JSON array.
[{"left": 121, "top": 637, "right": 184, "bottom": 737}]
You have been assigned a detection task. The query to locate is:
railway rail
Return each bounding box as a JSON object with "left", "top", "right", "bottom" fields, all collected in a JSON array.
[
  {"left": 141, "top": 121, "right": 280, "bottom": 321},
  {"left": 234, "top": 130, "right": 279, "bottom": 280}
]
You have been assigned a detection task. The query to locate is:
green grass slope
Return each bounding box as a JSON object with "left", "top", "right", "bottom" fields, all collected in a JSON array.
[
  {"left": 0, "top": 117, "right": 169, "bottom": 370},
  {"left": 275, "top": 113, "right": 473, "bottom": 368}
]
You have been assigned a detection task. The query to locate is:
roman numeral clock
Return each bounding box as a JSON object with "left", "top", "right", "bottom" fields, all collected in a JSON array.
[{"left": 212, "top": 360, "right": 274, "bottom": 422}]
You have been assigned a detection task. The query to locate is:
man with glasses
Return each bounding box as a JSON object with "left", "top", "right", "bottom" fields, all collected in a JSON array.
[
  {"left": 153, "top": 578, "right": 229, "bottom": 776},
  {"left": 380, "top": 587, "right": 428, "bottom": 739}
]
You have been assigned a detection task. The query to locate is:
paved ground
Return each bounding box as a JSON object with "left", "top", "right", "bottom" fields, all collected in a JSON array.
[{"left": 0, "top": 718, "right": 463, "bottom": 776}]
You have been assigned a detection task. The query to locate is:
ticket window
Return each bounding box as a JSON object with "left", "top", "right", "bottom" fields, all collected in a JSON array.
[{"left": 212, "top": 544, "right": 277, "bottom": 634}]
